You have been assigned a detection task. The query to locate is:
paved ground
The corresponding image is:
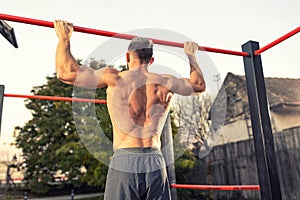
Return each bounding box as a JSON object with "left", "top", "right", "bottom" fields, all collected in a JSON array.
[{"left": 13, "top": 193, "right": 103, "bottom": 200}]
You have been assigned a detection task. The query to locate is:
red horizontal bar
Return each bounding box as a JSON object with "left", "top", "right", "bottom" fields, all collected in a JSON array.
[
  {"left": 255, "top": 26, "right": 300, "bottom": 55},
  {"left": 4, "top": 94, "right": 107, "bottom": 104},
  {"left": 171, "top": 184, "right": 260, "bottom": 191},
  {"left": 0, "top": 13, "right": 248, "bottom": 57}
]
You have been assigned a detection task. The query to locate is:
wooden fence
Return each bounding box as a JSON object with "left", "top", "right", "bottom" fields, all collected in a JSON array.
[{"left": 189, "top": 126, "right": 300, "bottom": 200}]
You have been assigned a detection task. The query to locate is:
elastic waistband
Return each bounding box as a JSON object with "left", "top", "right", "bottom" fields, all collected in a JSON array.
[{"left": 114, "top": 147, "right": 161, "bottom": 155}]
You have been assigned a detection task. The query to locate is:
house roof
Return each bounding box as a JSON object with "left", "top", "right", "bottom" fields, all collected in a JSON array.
[
  {"left": 265, "top": 77, "right": 300, "bottom": 106},
  {"left": 225, "top": 72, "right": 300, "bottom": 112}
]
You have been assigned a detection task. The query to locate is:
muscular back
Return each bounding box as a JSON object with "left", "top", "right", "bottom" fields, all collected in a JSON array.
[{"left": 106, "top": 70, "right": 173, "bottom": 149}]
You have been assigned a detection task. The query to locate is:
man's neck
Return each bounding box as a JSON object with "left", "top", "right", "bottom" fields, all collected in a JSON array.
[{"left": 129, "top": 63, "right": 149, "bottom": 72}]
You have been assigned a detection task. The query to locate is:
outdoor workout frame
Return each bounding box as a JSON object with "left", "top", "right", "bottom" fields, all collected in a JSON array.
[{"left": 1, "top": 12, "right": 299, "bottom": 200}]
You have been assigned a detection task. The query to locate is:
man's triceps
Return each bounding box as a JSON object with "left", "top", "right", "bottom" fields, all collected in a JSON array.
[
  {"left": 67, "top": 66, "right": 102, "bottom": 88},
  {"left": 167, "top": 77, "right": 194, "bottom": 96}
]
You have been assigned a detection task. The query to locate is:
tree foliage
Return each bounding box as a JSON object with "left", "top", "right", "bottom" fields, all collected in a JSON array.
[
  {"left": 171, "top": 93, "right": 213, "bottom": 158},
  {"left": 171, "top": 93, "right": 214, "bottom": 199},
  {"left": 14, "top": 59, "right": 111, "bottom": 194}
]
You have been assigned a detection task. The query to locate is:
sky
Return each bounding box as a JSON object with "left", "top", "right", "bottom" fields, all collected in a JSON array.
[{"left": 0, "top": 0, "right": 299, "bottom": 156}]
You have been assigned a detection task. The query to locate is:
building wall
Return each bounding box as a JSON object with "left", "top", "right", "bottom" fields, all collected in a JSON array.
[
  {"left": 216, "top": 119, "right": 250, "bottom": 145},
  {"left": 271, "top": 111, "right": 300, "bottom": 132},
  {"left": 216, "top": 110, "right": 300, "bottom": 145},
  {"left": 0, "top": 163, "right": 6, "bottom": 184}
]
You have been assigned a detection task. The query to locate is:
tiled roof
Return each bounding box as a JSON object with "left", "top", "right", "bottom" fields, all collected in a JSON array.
[
  {"left": 231, "top": 73, "right": 300, "bottom": 107},
  {"left": 265, "top": 77, "right": 300, "bottom": 106},
  {"left": 213, "top": 73, "right": 300, "bottom": 121}
]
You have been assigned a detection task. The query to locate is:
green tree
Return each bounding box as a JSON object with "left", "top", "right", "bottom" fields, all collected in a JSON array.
[{"left": 14, "top": 60, "right": 112, "bottom": 194}]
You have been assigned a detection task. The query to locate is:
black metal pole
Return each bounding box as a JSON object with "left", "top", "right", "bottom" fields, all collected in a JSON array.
[
  {"left": 161, "top": 114, "right": 177, "bottom": 200},
  {"left": 250, "top": 42, "right": 282, "bottom": 199},
  {"left": 24, "top": 191, "right": 28, "bottom": 200},
  {"left": 0, "top": 85, "right": 4, "bottom": 136},
  {"left": 71, "top": 189, "right": 74, "bottom": 200},
  {"left": 0, "top": 20, "right": 18, "bottom": 48},
  {"left": 242, "top": 41, "right": 282, "bottom": 200}
]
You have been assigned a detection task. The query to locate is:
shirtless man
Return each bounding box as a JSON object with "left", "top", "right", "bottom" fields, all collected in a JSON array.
[{"left": 54, "top": 20, "right": 206, "bottom": 200}]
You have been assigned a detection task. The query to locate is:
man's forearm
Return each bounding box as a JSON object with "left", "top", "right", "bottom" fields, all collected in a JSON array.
[
  {"left": 188, "top": 55, "right": 206, "bottom": 92},
  {"left": 55, "top": 39, "right": 79, "bottom": 82}
]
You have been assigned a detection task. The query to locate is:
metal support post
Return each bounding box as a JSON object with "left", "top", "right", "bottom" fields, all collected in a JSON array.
[
  {"left": 161, "top": 114, "right": 177, "bottom": 200},
  {"left": 242, "top": 41, "right": 282, "bottom": 200},
  {"left": 0, "top": 85, "right": 4, "bottom": 136}
]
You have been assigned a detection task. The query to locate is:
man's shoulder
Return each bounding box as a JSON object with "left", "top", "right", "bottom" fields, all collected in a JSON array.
[
  {"left": 159, "top": 74, "right": 178, "bottom": 81},
  {"left": 101, "top": 67, "right": 121, "bottom": 80},
  {"left": 104, "top": 67, "right": 120, "bottom": 74}
]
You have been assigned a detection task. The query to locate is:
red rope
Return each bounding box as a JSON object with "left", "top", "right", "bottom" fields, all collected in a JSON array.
[
  {"left": 255, "top": 26, "right": 300, "bottom": 55},
  {"left": 0, "top": 13, "right": 248, "bottom": 57},
  {"left": 4, "top": 94, "right": 107, "bottom": 104},
  {"left": 171, "top": 184, "right": 260, "bottom": 191}
]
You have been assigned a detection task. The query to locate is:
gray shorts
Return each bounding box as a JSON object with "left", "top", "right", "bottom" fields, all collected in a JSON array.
[{"left": 104, "top": 147, "right": 171, "bottom": 200}]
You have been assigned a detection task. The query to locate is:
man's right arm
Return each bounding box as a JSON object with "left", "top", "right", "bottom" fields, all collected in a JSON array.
[
  {"left": 54, "top": 20, "right": 120, "bottom": 89},
  {"left": 185, "top": 42, "right": 206, "bottom": 93}
]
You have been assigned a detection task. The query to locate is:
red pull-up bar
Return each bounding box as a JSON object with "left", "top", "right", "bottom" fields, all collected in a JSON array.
[
  {"left": 171, "top": 184, "right": 260, "bottom": 191},
  {"left": 0, "top": 13, "right": 249, "bottom": 57},
  {"left": 255, "top": 26, "right": 300, "bottom": 55},
  {"left": 4, "top": 93, "right": 107, "bottom": 104}
]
